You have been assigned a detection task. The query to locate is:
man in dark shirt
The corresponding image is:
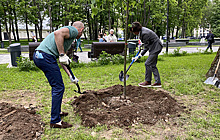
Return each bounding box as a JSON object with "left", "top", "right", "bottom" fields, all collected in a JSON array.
[{"left": 205, "top": 30, "right": 215, "bottom": 52}]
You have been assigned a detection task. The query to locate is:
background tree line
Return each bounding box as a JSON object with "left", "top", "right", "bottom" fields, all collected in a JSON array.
[{"left": 0, "top": 0, "right": 219, "bottom": 44}]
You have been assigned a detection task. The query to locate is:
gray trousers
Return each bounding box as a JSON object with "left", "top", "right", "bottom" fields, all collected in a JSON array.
[{"left": 145, "top": 54, "right": 161, "bottom": 83}]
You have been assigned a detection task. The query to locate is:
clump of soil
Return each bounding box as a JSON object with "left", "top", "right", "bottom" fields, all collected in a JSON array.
[
  {"left": 0, "top": 102, "right": 44, "bottom": 140},
  {"left": 71, "top": 85, "right": 185, "bottom": 128}
]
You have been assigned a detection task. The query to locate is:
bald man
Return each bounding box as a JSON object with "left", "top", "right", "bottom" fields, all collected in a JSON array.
[{"left": 33, "top": 21, "right": 84, "bottom": 128}]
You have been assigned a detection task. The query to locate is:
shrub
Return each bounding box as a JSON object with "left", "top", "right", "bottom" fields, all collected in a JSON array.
[
  {"left": 98, "top": 51, "right": 112, "bottom": 65},
  {"left": 16, "top": 56, "right": 39, "bottom": 71},
  {"left": 112, "top": 54, "right": 124, "bottom": 65}
]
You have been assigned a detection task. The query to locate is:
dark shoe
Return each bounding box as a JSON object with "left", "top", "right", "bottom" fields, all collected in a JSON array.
[
  {"left": 50, "top": 121, "right": 72, "bottom": 128},
  {"left": 151, "top": 83, "right": 162, "bottom": 88},
  {"left": 60, "top": 112, "right": 68, "bottom": 117},
  {"left": 138, "top": 81, "right": 151, "bottom": 87}
]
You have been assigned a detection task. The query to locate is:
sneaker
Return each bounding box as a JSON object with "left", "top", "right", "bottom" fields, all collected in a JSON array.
[
  {"left": 50, "top": 121, "right": 72, "bottom": 128},
  {"left": 60, "top": 112, "right": 68, "bottom": 117},
  {"left": 151, "top": 83, "right": 162, "bottom": 88},
  {"left": 138, "top": 81, "right": 151, "bottom": 87}
]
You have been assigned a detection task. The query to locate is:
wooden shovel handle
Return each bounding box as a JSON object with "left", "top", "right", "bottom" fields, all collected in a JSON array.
[{"left": 215, "top": 57, "right": 220, "bottom": 74}]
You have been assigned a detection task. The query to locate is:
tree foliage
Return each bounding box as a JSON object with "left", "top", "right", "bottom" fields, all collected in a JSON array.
[{"left": 1, "top": 0, "right": 219, "bottom": 44}]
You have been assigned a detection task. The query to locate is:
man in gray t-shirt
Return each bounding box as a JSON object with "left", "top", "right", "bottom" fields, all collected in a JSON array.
[{"left": 33, "top": 21, "right": 84, "bottom": 128}]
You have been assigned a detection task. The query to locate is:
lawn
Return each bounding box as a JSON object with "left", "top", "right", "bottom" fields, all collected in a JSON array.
[{"left": 0, "top": 52, "right": 219, "bottom": 139}]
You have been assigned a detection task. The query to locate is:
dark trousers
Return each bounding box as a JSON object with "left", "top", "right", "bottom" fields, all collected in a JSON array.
[
  {"left": 33, "top": 51, "right": 64, "bottom": 124},
  {"left": 145, "top": 54, "right": 161, "bottom": 83},
  {"left": 206, "top": 41, "right": 212, "bottom": 50}
]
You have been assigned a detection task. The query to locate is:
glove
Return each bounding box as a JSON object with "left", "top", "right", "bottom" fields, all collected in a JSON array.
[
  {"left": 69, "top": 75, "right": 79, "bottom": 84},
  {"left": 132, "top": 55, "right": 141, "bottom": 62},
  {"left": 59, "top": 54, "right": 72, "bottom": 65}
]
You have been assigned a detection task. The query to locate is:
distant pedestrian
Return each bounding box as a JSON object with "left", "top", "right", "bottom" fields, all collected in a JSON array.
[
  {"left": 75, "top": 38, "right": 83, "bottom": 52},
  {"left": 130, "top": 21, "right": 163, "bottom": 88},
  {"left": 107, "top": 29, "right": 117, "bottom": 42},
  {"left": 205, "top": 30, "right": 215, "bottom": 52}
]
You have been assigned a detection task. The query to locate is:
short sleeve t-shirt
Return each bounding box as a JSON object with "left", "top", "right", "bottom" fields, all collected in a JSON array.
[{"left": 36, "top": 26, "right": 78, "bottom": 57}]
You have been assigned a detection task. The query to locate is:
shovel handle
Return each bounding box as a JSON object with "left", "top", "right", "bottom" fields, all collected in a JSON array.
[
  {"left": 125, "top": 49, "right": 141, "bottom": 74},
  {"left": 214, "top": 57, "right": 220, "bottom": 75}
]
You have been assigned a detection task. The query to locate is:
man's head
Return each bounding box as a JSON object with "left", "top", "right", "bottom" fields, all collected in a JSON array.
[
  {"left": 129, "top": 22, "right": 142, "bottom": 35},
  {"left": 110, "top": 29, "right": 114, "bottom": 35},
  {"left": 104, "top": 33, "right": 107, "bottom": 36},
  {"left": 72, "top": 21, "right": 84, "bottom": 39},
  {"left": 209, "top": 30, "right": 212, "bottom": 33}
]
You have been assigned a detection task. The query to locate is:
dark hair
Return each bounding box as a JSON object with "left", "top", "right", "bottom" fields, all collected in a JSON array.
[
  {"left": 99, "top": 33, "right": 103, "bottom": 38},
  {"left": 129, "top": 22, "right": 142, "bottom": 32}
]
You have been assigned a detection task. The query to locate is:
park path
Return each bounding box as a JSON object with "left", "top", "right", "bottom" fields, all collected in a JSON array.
[{"left": 0, "top": 46, "right": 219, "bottom": 65}]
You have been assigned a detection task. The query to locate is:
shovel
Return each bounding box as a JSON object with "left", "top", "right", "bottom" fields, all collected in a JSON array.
[
  {"left": 61, "top": 64, "right": 86, "bottom": 94},
  {"left": 204, "top": 57, "right": 220, "bottom": 88},
  {"left": 119, "top": 48, "right": 141, "bottom": 81}
]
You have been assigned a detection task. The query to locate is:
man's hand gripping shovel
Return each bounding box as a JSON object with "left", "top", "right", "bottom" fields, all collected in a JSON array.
[
  {"left": 119, "top": 43, "right": 142, "bottom": 81},
  {"left": 61, "top": 63, "right": 86, "bottom": 94}
]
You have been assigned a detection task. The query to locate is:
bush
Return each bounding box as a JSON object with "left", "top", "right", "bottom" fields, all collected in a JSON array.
[
  {"left": 111, "top": 54, "right": 124, "bottom": 65},
  {"left": 16, "top": 56, "right": 39, "bottom": 71},
  {"left": 98, "top": 51, "right": 112, "bottom": 65}
]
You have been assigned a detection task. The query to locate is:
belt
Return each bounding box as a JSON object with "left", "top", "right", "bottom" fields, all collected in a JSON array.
[{"left": 35, "top": 50, "right": 45, "bottom": 53}]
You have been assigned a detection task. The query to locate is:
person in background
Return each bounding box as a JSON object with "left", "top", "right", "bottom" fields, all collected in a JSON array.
[
  {"left": 107, "top": 29, "right": 117, "bottom": 42},
  {"left": 103, "top": 33, "right": 107, "bottom": 42},
  {"left": 75, "top": 38, "right": 83, "bottom": 52},
  {"left": 33, "top": 21, "right": 84, "bottom": 129},
  {"left": 130, "top": 21, "right": 163, "bottom": 88},
  {"left": 205, "top": 30, "right": 215, "bottom": 52},
  {"left": 98, "top": 33, "right": 105, "bottom": 42}
]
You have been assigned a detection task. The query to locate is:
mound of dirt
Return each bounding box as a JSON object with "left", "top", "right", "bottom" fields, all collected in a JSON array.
[
  {"left": 0, "top": 102, "right": 44, "bottom": 140},
  {"left": 71, "top": 85, "right": 185, "bottom": 128}
]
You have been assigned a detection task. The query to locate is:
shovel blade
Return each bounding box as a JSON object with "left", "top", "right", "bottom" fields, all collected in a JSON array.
[
  {"left": 204, "top": 76, "right": 218, "bottom": 85},
  {"left": 119, "top": 71, "right": 129, "bottom": 81}
]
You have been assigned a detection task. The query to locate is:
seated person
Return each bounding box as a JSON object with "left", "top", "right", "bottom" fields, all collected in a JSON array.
[{"left": 107, "top": 29, "right": 117, "bottom": 42}]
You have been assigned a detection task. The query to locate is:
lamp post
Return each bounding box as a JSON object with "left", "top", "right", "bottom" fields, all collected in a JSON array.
[{"left": 166, "top": 0, "right": 169, "bottom": 53}]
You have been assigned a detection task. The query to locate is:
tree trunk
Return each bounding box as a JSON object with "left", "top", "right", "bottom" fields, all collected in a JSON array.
[
  {"left": 176, "top": 26, "right": 179, "bottom": 38},
  {"left": 37, "top": 2, "right": 43, "bottom": 41},
  {"left": 48, "top": 1, "right": 52, "bottom": 33},
  {"left": 108, "top": 5, "right": 111, "bottom": 30},
  {"left": 24, "top": 0, "right": 30, "bottom": 41},
  {"left": 2, "top": 2, "right": 10, "bottom": 43},
  {"left": 0, "top": 20, "right": 2, "bottom": 42},
  {"left": 143, "top": 0, "right": 146, "bottom": 26},
  {"left": 35, "top": 24, "right": 38, "bottom": 41},
  {"left": 94, "top": 16, "right": 98, "bottom": 40},
  {"left": 146, "top": 0, "right": 151, "bottom": 26},
  {"left": 123, "top": 0, "right": 129, "bottom": 98},
  {"left": 87, "top": 2, "right": 92, "bottom": 40},
  {"left": 13, "top": 7, "right": 19, "bottom": 41},
  {"left": 11, "top": 19, "right": 17, "bottom": 42}
]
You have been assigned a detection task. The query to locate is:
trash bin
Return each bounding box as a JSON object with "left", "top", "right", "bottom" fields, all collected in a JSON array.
[
  {"left": 128, "top": 42, "right": 136, "bottom": 54},
  {"left": 9, "top": 43, "right": 21, "bottom": 67}
]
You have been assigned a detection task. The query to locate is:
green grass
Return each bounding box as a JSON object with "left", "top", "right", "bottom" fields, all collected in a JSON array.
[{"left": 0, "top": 52, "right": 219, "bottom": 139}]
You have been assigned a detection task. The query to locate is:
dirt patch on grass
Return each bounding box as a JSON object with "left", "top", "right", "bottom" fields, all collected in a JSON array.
[
  {"left": 0, "top": 102, "right": 44, "bottom": 140},
  {"left": 0, "top": 90, "right": 40, "bottom": 108},
  {"left": 71, "top": 85, "right": 186, "bottom": 128}
]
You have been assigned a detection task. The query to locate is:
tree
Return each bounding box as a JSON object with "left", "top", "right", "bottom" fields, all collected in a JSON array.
[{"left": 210, "top": 0, "right": 220, "bottom": 37}]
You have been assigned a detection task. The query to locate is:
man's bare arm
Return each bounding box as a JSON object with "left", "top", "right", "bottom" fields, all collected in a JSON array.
[{"left": 54, "top": 28, "right": 70, "bottom": 55}]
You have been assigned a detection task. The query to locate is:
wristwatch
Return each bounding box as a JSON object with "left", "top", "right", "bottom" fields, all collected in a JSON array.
[{"left": 59, "top": 53, "right": 64, "bottom": 56}]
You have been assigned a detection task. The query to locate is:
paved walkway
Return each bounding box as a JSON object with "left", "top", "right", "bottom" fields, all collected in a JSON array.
[{"left": 0, "top": 46, "right": 219, "bottom": 65}]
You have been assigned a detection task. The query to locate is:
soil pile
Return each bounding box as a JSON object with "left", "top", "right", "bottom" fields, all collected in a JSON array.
[
  {"left": 71, "top": 85, "right": 185, "bottom": 128},
  {"left": 0, "top": 102, "right": 44, "bottom": 140}
]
